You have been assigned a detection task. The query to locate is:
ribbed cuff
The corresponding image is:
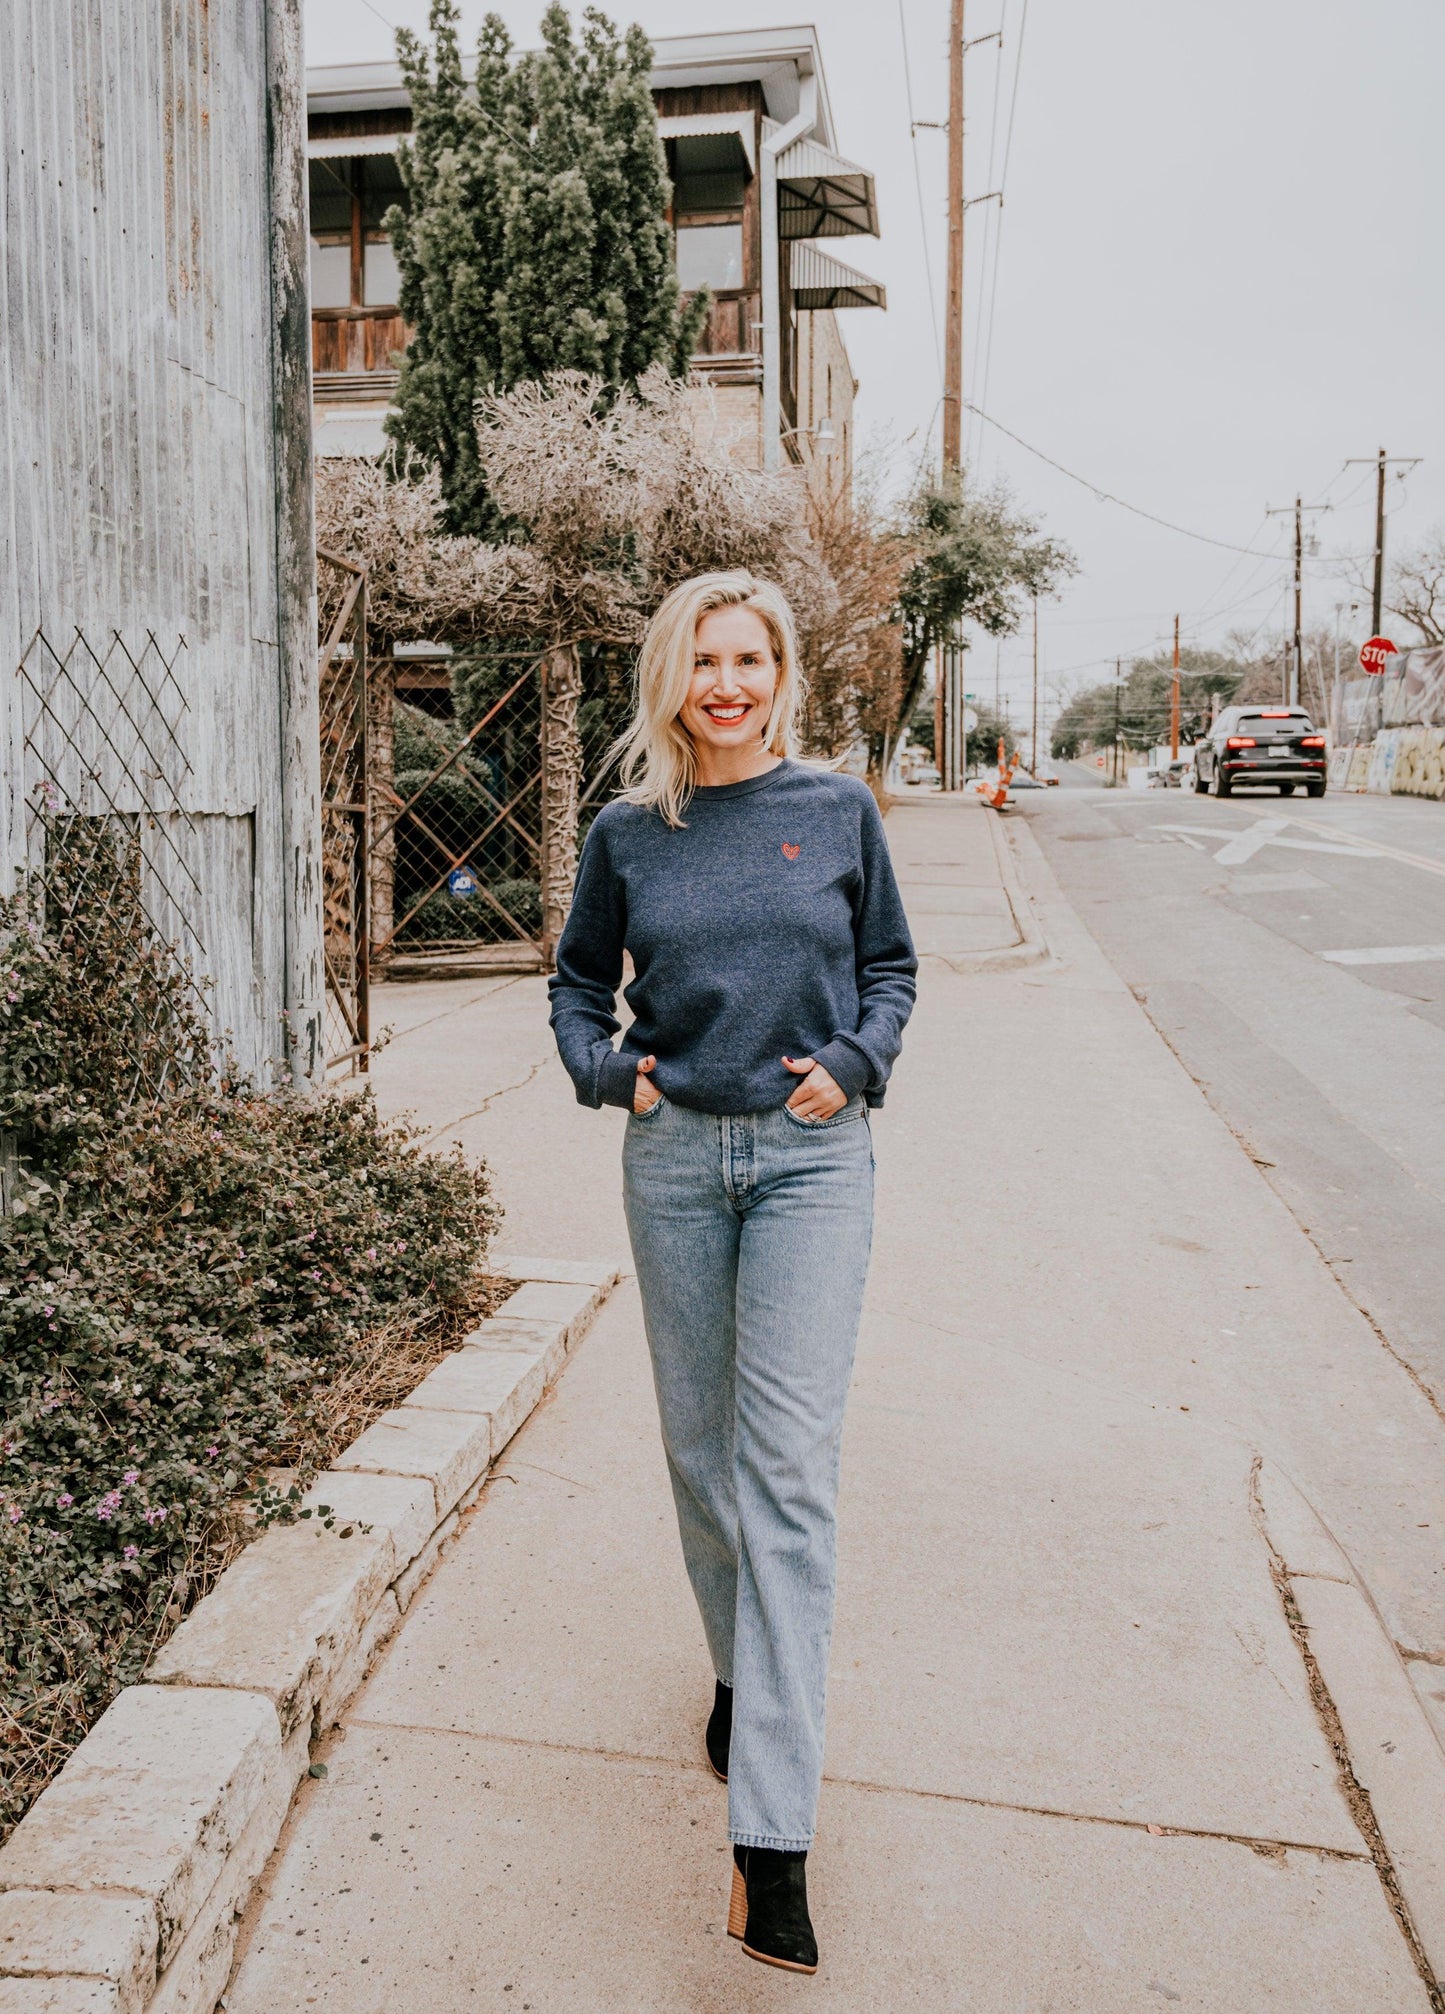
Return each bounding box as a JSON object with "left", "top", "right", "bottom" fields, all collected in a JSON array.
[
  {"left": 810, "top": 1035, "right": 873, "bottom": 1100},
  {"left": 597, "top": 1047, "right": 641, "bottom": 1110}
]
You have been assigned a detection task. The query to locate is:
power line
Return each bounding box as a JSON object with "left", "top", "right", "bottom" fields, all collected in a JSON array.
[
  {"left": 962, "top": 402, "right": 1331, "bottom": 558},
  {"left": 897, "top": 0, "right": 944, "bottom": 390}
]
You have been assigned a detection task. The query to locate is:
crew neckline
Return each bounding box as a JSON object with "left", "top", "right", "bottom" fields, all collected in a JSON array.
[{"left": 688, "top": 758, "right": 792, "bottom": 803}]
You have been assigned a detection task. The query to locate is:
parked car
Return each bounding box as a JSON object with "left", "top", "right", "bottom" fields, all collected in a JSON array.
[{"left": 1193, "top": 708, "right": 1327, "bottom": 798}]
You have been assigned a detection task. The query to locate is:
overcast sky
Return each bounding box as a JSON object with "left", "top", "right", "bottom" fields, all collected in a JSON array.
[{"left": 305, "top": 0, "right": 1445, "bottom": 731}]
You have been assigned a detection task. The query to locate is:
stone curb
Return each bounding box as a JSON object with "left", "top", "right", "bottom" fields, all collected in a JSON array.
[
  {"left": 0, "top": 1256, "right": 621, "bottom": 2014},
  {"left": 1254, "top": 1459, "right": 1445, "bottom": 1994}
]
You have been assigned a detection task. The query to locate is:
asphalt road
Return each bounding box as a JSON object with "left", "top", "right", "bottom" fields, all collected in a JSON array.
[{"left": 1018, "top": 772, "right": 1445, "bottom": 1414}]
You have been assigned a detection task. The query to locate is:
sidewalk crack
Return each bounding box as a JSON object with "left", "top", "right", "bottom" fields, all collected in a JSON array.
[
  {"left": 341, "top": 1718, "right": 1368, "bottom": 1864},
  {"left": 1249, "top": 1455, "right": 1445, "bottom": 2010},
  {"left": 421, "top": 1054, "right": 552, "bottom": 1144}
]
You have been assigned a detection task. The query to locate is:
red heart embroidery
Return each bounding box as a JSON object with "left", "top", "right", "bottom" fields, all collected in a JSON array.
[{"left": 781, "top": 842, "right": 801, "bottom": 860}]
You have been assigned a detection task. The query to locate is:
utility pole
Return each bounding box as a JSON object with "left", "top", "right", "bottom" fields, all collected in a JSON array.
[
  {"left": 1113, "top": 658, "right": 1122, "bottom": 785},
  {"left": 1030, "top": 594, "right": 1039, "bottom": 774},
  {"left": 1344, "top": 449, "right": 1422, "bottom": 638},
  {"left": 942, "top": 0, "right": 964, "bottom": 473},
  {"left": 937, "top": 0, "right": 1000, "bottom": 472},
  {"left": 1267, "top": 494, "right": 1331, "bottom": 708},
  {"left": 1169, "top": 615, "right": 1180, "bottom": 759}
]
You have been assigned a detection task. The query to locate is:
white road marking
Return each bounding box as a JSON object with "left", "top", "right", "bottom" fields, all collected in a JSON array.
[
  {"left": 1287, "top": 818, "right": 1445, "bottom": 883},
  {"left": 1211, "top": 818, "right": 1290, "bottom": 866},
  {"left": 1321, "top": 944, "right": 1445, "bottom": 967},
  {"left": 1155, "top": 820, "right": 1379, "bottom": 863}
]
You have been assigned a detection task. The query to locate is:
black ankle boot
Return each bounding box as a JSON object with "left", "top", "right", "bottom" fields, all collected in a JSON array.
[
  {"left": 728, "top": 1845, "right": 818, "bottom": 1974},
  {"left": 705, "top": 1679, "right": 731, "bottom": 1782}
]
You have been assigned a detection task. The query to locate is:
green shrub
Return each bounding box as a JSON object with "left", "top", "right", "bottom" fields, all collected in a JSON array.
[
  {"left": 0, "top": 825, "right": 499, "bottom": 1840},
  {"left": 403, "top": 879, "right": 541, "bottom": 944}
]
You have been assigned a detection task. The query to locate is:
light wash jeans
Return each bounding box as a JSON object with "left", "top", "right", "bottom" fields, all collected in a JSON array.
[{"left": 622, "top": 1093, "right": 875, "bottom": 1851}]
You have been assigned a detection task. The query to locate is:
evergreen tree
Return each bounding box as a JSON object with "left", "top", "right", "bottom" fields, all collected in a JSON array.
[{"left": 385, "top": 1, "right": 706, "bottom": 535}]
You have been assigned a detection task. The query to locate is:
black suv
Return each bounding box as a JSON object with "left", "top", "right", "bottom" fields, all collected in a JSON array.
[{"left": 1194, "top": 707, "right": 1327, "bottom": 797}]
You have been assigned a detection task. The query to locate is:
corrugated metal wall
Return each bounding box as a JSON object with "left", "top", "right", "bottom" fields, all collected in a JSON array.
[{"left": 0, "top": 0, "right": 321, "bottom": 1082}]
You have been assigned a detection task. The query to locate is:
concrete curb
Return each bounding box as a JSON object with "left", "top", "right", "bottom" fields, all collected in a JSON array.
[
  {"left": 1253, "top": 1459, "right": 1445, "bottom": 1998},
  {"left": 0, "top": 1256, "right": 621, "bottom": 2014},
  {"left": 930, "top": 803, "right": 1052, "bottom": 974}
]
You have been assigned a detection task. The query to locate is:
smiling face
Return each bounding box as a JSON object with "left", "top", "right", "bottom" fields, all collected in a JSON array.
[{"left": 677, "top": 604, "right": 780, "bottom": 761}]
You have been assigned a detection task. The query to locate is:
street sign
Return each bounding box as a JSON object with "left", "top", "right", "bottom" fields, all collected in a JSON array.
[
  {"left": 1359, "top": 635, "right": 1398, "bottom": 676},
  {"left": 448, "top": 867, "right": 478, "bottom": 898},
  {"left": 963, "top": 707, "right": 979, "bottom": 733}
]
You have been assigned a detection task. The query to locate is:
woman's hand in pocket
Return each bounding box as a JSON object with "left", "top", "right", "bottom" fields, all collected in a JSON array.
[
  {"left": 633, "top": 1055, "right": 662, "bottom": 1114},
  {"left": 781, "top": 1054, "right": 846, "bottom": 1121}
]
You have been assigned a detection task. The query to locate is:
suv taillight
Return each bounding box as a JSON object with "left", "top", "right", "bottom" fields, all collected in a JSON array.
[
  {"left": 1300, "top": 735, "right": 1325, "bottom": 748},
  {"left": 1226, "top": 736, "right": 1256, "bottom": 749}
]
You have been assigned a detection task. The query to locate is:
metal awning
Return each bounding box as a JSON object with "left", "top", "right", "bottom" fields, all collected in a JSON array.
[
  {"left": 790, "top": 241, "right": 885, "bottom": 310},
  {"left": 657, "top": 112, "right": 755, "bottom": 176},
  {"left": 308, "top": 130, "right": 405, "bottom": 159},
  {"left": 775, "top": 135, "right": 878, "bottom": 238}
]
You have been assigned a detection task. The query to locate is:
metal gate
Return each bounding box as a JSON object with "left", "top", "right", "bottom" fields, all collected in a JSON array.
[
  {"left": 369, "top": 644, "right": 549, "bottom": 977},
  {"left": 317, "top": 552, "right": 370, "bottom": 1073}
]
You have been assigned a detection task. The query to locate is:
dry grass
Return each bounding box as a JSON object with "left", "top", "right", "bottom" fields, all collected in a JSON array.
[{"left": 277, "top": 1271, "right": 514, "bottom": 1479}]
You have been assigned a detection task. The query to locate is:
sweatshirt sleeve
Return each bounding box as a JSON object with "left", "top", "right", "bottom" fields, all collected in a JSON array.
[
  {"left": 811, "top": 791, "right": 918, "bottom": 1101},
  {"left": 547, "top": 817, "right": 640, "bottom": 1110}
]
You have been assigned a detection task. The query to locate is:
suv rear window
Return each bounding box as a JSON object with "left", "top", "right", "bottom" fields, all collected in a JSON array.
[{"left": 1237, "top": 715, "right": 1313, "bottom": 737}]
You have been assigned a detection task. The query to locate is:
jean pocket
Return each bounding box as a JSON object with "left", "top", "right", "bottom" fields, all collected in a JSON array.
[
  {"left": 781, "top": 1097, "right": 865, "bottom": 1131},
  {"left": 631, "top": 1092, "right": 667, "bottom": 1122}
]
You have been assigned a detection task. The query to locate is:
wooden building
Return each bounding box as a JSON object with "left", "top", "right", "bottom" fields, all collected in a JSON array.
[
  {"left": 305, "top": 26, "right": 884, "bottom": 495},
  {"left": 1, "top": 0, "right": 323, "bottom": 1083}
]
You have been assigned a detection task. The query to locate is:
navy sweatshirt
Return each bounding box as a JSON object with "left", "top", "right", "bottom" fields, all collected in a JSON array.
[{"left": 548, "top": 761, "right": 917, "bottom": 1116}]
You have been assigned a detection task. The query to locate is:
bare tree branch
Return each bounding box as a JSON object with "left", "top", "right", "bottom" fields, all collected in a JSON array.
[{"left": 1387, "top": 529, "right": 1445, "bottom": 645}]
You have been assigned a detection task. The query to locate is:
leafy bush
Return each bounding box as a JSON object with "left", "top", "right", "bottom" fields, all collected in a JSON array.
[{"left": 0, "top": 825, "right": 499, "bottom": 1840}]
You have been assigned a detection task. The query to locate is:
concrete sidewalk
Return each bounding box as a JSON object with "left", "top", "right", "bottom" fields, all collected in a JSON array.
[{"left": 228, "top": 796, "right": 1445, "bottom": 2011}]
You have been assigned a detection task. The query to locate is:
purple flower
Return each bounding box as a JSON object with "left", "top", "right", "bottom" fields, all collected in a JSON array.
[
  {"left": 7, "top": 1506, "right": 21, "bottom": 1526},
  {"left": 122, "top": 1469, "right": 140, "bottom": 1486},
  {"left": 95, "top": 1490, "right": 122, "bottom": 1521},
  {"left": 42, "top": 1305, "right": 54, "bottom": 1317},
  {"left": 205, "top": 1445, "right": 219, "bottom": 1458},
  {"left": 56, "top": 1492, "right": 73, "bottom": 1508},
  {"left": 123, "top": 1544, "right": 139, "bottom": 1560},
  {"left": 144, "top": 1506, "right": 168, "bottom": 1526}
]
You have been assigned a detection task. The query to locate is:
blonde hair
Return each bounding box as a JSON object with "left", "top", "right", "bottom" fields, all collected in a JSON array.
[{"left": 614, "top": 572, "right": 804, "bottom": 827}]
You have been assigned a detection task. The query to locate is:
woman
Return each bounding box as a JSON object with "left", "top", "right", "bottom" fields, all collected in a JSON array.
[{"left": 548, "top": 571, "right": 916, "bottom": 1974}]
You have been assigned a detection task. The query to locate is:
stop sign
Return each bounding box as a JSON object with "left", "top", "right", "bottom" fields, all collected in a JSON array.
[{"left": 1359, "top": 635, "right": 1398, "bottom": 675}]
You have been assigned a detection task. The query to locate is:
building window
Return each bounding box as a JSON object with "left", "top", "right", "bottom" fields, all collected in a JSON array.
[
  {"left": 676, "top": 224, "right": 743, "bottom": 291},
  {"left": 671, "top": 135, "right": 747, "bottom": 294},
  {"left": 310, "top": 240, "right": 351, "bottom": 309},
  {"left": 307, "top": 152, "right": 406, "bottom": 310},
  {"left": 363, "top": 239, "right": 401, "bottom": 307}
]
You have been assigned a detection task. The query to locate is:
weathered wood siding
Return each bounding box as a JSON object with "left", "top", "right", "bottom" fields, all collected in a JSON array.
[{"left": 0, "top": 0, "right": 322, "bottom": 1082}]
